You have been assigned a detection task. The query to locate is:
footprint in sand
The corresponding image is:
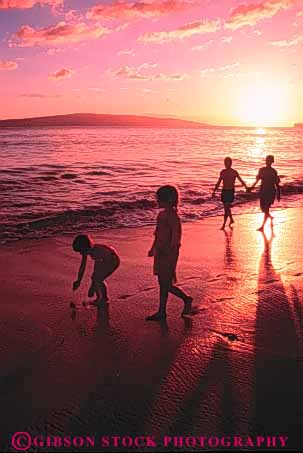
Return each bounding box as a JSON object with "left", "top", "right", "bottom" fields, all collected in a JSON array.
[
  {"left": 216, "top": 297, "right": 234, "bottom": 302},
  {"left": 212, "top": 330, "right": 239, "bottom": 342},
  {"left": 222, "top": 333, "right": 239, "bottom": 342},
  {"left": 184, "top": 306, "right": 206, "bottom": 316},
  {"left": 142, "top": 287, "right": 155, "bottom": 292},
  {"left": 118, "top": 294, "right": 133, "bottom": 300}
]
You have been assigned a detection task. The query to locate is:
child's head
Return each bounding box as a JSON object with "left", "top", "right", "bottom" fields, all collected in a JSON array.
[
  {"left": 224, "top": 157, "right": 232, "bottom": 169},
  {"left": 72, "top": 234, "right": 93, "bottom": 253},
  {"left": 265, "top": 155, "right": 274, "bottom": 166},
  {"left": 156, "top": 185, "right": 179, "bottom": 209}
]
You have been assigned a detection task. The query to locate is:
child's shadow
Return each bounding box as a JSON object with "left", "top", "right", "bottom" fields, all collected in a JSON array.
[
  {"left": 96, "top": 303, "right": 110, "bottom": 328},
  {"left": 69, "top": 302, "right": 110, "bottom": 330},
  {"left": 155, "top": 315, "right": 193, "bottom": 337}
]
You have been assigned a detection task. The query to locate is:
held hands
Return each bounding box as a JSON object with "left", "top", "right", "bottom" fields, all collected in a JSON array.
[
  {"left": 73, "top": 280, "right": 80, "bottom": 291},
  {"left": 246, "top": 187, "right": 252, "bottom": 193}
]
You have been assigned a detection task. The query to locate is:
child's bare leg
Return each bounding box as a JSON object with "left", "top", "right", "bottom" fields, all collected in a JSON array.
[
  {"left": 159, "top": 282, "right": 169, "bottom": 314},
  {"left": 89, "top": 286, "right": 102, "bottom": 305},
  {"left": 169, "top": 285, "right": 193, "bottom": 316},
  {"left": 88, "top": 282, "right": 97, "bottom": 298},
  {"left": 100, "top": 282, "right": 109, "bottom": 303},
  {"left": 269, "top": 211, "right": 274, "bottom": 227},
  {"left": 169, "top": 285, "right": 191, "bottom": 302},
  {"left": 221, "top": 205, "right": 228, "bottom": 229},
  {"left": 228, "top": 206, "right": 234, "bottom": 225},
  {"left": 258, "top": 205, "right": 270, "bottom": 231},
  {"left": 258, "top": 214, "right": 268, "bottom": 231},
  {"left": 146, "top": 277, "right": 169, "bottom": 320},
  {"left": 258, "top": 202, "right": 271, "bottom": 231}
]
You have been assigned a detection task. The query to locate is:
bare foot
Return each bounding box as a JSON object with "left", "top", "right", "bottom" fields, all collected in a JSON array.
[
  {"left": 229, "top": 220, "right": 235, "bottom": 227},
  {"left": 146, "top": 311, "right": 167, "bottom": 321},
  {"left": 91, "top": 299, "right": 103, "bottom": 307},
  {"left": 182, "top": 297, "right": 193, "bottom": 317},
  {"left": 220, "top": 225, "right": 226, "bottom": 230},
  {"left": 257, "top": 226, "right": 264, "bottom": 231},
  {"left": 83, "top": 299, "right": 102, "bottom": 307}
]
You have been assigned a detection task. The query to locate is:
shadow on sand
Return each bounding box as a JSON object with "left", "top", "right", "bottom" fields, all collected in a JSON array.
[{"left": 254, "top": 230, "right": 303, "bottom": 450}]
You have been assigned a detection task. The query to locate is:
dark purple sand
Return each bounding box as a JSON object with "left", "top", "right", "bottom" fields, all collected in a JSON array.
[{"left": 0, "top": 209, "right": 302, "bottom": 451}]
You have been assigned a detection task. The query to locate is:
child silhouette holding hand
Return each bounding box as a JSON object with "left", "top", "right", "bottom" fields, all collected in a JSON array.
[
  {"left": 250, "top": 155, "right": 281, "bottom": 231},
  {"left": 212, "top": 157, "right": 248, "bottom": 229}
]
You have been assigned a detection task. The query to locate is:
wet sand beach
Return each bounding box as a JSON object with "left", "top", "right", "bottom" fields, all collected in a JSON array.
[{"left": 0, "top": 208, "right": 302, "bottom": 451}]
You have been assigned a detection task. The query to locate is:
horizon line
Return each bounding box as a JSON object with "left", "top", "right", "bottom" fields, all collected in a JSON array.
[{"left": 0, "top": 112, "right": 300, "bottom": 128}]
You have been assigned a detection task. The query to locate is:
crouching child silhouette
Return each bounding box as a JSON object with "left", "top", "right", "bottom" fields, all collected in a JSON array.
[
  {"left": 72, "top": 234, "right": 120, "bottom": 305},
  {"left": 146, "top": 185, "right": 193, "bottom": 321}
]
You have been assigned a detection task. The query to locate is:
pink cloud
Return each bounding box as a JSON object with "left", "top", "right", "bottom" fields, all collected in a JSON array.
[
  {"left": 226, "top": 0, "right": 297, "bottom": 30},
  {"left": 200, "top": 62, "right": 240, "bottom": 77},
  {"left": 0, "top": 60, "right": 18, "bottom": 70},
  {"left": 221, "top": 35, "right": 233, "bottom": 44},
  {"left": 192, "top": 40, "right": 214, "bottom": 51},
  {"left": 153, "top": 72, "right": 186, "bottom": 80},
  {"left": 113, "top": 64, "right": 186, "bottom": 80},
  {"left": 0, "top": 0, "right": 61, "bottom": 9},
  {"left": 10, "top": 21, "right": 110, "bottom": 47},
  {"left": 270, "top": 34, "right": 303, "bottom": 46},
  {"left": 115, "top": 65, "right": 150, "bottom": 79},
  {"left": 139, "top": 18, "right": 220, "bottom": 42},
  {"left": 117, "top": 48, "right": 135, "bottom": 56},
  {"left": 87, "top": 0, "right": 197, "bottom": 21},
  {"left": 19, "top": 92, "right": 63, "bottom": 98},
  {"left": 49, "top": 67, "right": 73, "bottom": 79}
]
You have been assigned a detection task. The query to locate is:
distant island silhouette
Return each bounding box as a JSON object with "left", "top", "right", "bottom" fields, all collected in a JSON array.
[{"left": 0, "top": 113, "right": 215, "bottom": 129}]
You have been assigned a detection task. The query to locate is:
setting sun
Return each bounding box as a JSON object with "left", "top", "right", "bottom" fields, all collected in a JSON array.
[{"left": 236, "top": 82, "right": 290, "bottom": 127}]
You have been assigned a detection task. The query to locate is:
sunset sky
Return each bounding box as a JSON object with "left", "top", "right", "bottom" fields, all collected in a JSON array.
[{"left": 0, "top": 0, "right": 302, "bottom": 126}]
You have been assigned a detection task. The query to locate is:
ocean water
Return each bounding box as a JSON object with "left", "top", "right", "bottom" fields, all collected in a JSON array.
[{"left": 0, "top": 126, "right": 302, "bottom": 243}]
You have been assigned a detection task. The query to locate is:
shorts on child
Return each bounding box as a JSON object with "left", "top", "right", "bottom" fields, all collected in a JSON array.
[
  {"left": 221, "top": 189, "right": 235, "bottom": 204},
  {"left": 92, "top": 256, "right": 120, "bottom": 284},
  {"left": 260, "top": 190, "right": 276, "bottom": 213},
  {"left": 153, "top": 249, "right": 179, "bottom": 284}
]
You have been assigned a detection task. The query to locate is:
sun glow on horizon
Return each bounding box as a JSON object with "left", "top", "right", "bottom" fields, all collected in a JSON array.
[{"left": 236, "top": 81, "right": 291, "bottom": 127}]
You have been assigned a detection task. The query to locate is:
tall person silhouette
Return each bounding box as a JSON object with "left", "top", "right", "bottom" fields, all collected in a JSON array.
[{"left": 249, "top": 155, "right": 281, "bottom": 231}]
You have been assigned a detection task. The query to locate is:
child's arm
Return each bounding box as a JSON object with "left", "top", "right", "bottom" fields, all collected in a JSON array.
[
  {"left": 148, "top": 237, "right": 156, "bottom": 257},
  {"left": 73, "top": 254, "right": 87, "bottom": 290},
  {"left": 236, "top": 172, "right": 247, "bottom": 190},
  {"left": 148, "top": 215, "right": 160, "bottom": 256},
  {"left": 276, "top": 174, "right": 281, "bottom": 201},
  {"left": 212, "top": 175, "right": 223, "bottom": 197},
  {"left": 250, "top": 172, "right": 261, "bottom": 191},
  {"left": 170, "top": 215, "right": 181, "bottom": 251}
]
